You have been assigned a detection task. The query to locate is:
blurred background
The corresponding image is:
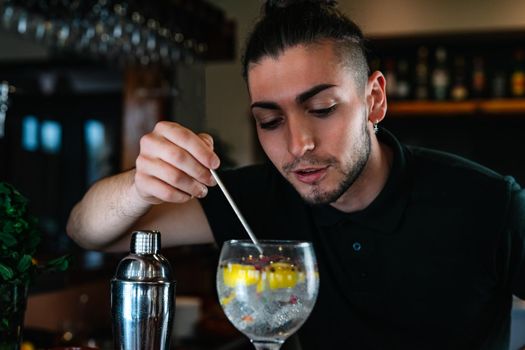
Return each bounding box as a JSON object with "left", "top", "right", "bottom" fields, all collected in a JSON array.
[{"left": 1, "top": 0, "right": 525, "bottom": 349}]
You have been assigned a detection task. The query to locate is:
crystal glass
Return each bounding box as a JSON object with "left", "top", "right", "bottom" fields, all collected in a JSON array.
[{"left": 217, "top": 240, "right": 319, "bottom": 350}]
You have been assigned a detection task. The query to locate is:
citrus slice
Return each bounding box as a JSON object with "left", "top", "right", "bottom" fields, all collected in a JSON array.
[
  {"left": 223, "top": 263, "right": 261, "bottom": 287},
  {"left": 267, "top": 262, "right": 299, "bottom": 289}
]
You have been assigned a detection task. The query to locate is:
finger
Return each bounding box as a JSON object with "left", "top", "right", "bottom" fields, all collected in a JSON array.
[
  {"left": 135, "top": 170, "right": 193, "bottom": 203},
  {"left": 153, "top": 138, "right": 216, "bottom": 187},
  {"left": 136, "top": 155, "right": 209, "bottom": 198},
  {"left": 198, "top": 133, "right": 218, "bottom": 186},
  {"left": 156, "top": 122, "right": 220, "bottom": 170},
  {"left": 140, "top": 130, "right": 215, "bottom": 186},
  {"left": 198, "top": 133, "right": 214, "bottom": 149}
]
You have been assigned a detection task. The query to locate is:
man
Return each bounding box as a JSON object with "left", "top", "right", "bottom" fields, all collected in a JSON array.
[{"left": 67, "top": 1, "right": 525, "bottom": 349}]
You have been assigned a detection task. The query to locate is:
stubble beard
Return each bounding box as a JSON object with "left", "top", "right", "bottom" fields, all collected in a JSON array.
[{"left": 283, "top": 121, "right": 371, "bottom": 206}]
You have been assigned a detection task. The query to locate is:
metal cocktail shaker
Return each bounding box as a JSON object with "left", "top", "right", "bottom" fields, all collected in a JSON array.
[{"left": 111, "top": 230, "right": 176, "bottom": 350}]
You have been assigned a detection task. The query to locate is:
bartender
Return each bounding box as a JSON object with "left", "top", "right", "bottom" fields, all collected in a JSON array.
[{"left": 67, "top": 1, "right": 525, "bottom": 349}]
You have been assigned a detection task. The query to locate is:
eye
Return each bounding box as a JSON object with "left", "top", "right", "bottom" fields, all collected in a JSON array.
[
  {"left": 259, "top": 118, "right": 283, "bottom": 130},
  {"left": 310, "top": 105, "right": 336, "bottom": 117}
]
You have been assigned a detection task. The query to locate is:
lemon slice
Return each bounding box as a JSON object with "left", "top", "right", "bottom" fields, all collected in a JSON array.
[
  {"left": 267, "top": 262, "right": 299, "bottom": 289},
  {"left": 223, "top": 263, "right": 261, "bottom": 287},
  {"left": 222, "top": 262, "right": 306, "bottom": 291}
]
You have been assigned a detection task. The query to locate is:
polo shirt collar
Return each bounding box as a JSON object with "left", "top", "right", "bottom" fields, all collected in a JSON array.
[{"left": 311, "top": 128, "right": 410, "bottom": 234}]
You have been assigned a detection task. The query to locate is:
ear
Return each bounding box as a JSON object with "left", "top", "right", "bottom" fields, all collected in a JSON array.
[{"left": 366, "top": 71, "right": 387, "bottom": 125}]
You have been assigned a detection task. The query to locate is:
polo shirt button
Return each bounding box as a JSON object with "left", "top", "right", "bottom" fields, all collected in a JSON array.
[{"left": 352, "top": 242, "right": 362, "bottom": 252}]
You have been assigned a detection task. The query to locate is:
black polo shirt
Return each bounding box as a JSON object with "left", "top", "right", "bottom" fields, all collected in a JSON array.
[{"left": 200, "top": 129, "right": 525, "bottom": 350}]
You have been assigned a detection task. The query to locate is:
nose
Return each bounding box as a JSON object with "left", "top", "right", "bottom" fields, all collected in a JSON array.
[{"left": 286, "top": 115, "right": 315, "bottom": 158}]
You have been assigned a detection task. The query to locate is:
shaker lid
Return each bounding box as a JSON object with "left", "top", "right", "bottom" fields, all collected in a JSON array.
[
  {"left": 131, "top": 230, "right": 161, "bottom": 254},
  {"left": 113, "top": 230, "right": 174, "bottom": 282}
]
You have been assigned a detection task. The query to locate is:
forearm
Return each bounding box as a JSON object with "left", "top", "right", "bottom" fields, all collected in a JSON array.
[
  {"left": 67, "top": 122, "right": 220, "bottom": 250},
  {"left": 66, "top": 169, "right": 152, "bottom": 250}
]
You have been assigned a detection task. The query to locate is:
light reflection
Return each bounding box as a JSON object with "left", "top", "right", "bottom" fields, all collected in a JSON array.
[
  {"left": 40, "top": 120, "right": 62, "bottom": 154},
  {"left": 21, "top": 115, "right": 39, "bottom": 151},
  {"left": 84, "top": 119, "right": 112, "bottom": 185}
]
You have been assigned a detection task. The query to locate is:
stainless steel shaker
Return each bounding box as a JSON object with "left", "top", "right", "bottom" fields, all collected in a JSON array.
[{"left": 111, "top": 230, "right": 176, "bottom": 350}]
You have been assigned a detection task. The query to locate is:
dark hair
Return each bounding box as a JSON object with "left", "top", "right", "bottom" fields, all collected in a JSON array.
[{"left": 242, "top": 0, "right": 370, "bottom": 89}]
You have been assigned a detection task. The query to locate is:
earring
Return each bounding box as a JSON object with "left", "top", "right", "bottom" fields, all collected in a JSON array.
[{"left": 373, "top": 121, "right": 379, "bottom": 134}]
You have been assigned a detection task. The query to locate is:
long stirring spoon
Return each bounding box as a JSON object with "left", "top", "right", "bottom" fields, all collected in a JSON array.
[{"left": 210, "top": 169, "right": 263, "bottom": 254}]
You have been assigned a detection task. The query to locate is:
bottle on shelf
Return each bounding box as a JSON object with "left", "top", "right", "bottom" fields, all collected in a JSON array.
[
  {"left": 431, "top": 46, "right": 450, "bottom": 101},
  {"left": 384, "top": 58, "right": 398, "bottom": 99},
  {"left": 492, "top": 70, "right": 507, "bottom": 98},
  {"left": 396, "top": 58, "right": 411, "bottom": 99},
  {"left": 511, "top": 48, "right": 525, "bottom": 98},
  {"left": 415, "top": 46, "right": 429, "bottom": 100},
  {"left": 451, "top": 55, "right": 468, "bottom": 101},
  {"left": 471, "top": 56, "right": 486, "bottom": 99}
]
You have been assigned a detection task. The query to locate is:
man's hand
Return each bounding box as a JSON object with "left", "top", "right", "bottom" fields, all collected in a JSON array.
[{"left": 134, "top": 121, "right": 220, "bottom": 204}]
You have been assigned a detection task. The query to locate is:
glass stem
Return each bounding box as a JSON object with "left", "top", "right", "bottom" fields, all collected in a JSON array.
[{"left": 252, "top": 340, "right": 283, "bottom": 350}]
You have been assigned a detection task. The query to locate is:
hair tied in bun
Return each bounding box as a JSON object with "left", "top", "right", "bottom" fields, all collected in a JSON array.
[{"left": 264, "top": 0, "right": 338, "bottom": 13}]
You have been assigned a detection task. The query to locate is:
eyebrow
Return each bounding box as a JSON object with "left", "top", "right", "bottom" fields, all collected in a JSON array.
[
  {"left": 297, "top": 84, "right": 336, "bottom": 104},
  {"left": 250, "top": 83, "right": 336, "bottom": 110}
]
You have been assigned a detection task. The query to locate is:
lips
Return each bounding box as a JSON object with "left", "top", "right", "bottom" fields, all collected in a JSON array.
[{"left": 293, "top": 167, "right": 328, "bottom": 184}]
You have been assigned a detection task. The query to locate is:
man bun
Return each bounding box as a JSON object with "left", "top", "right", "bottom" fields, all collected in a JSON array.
[
  {"left": 264, "top": 0, "right": 338, "bottom": 14},
  {"left": 243, "top": 0, "right": 369, "bottom": 87}
]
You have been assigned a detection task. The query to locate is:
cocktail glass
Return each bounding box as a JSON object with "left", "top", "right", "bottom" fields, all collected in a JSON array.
[{"left": 216, "top": 240, "right": 319, "bottom": 350}]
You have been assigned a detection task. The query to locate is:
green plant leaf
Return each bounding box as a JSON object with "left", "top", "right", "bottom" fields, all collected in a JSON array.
[
  {"left": 0, "top": 181, "right": 69, "bottom": 284},
  {"left": 0, "top": 263, "right": 14, "bottom": 280},
  {"left": 17, "top": 254, "right": 32, "bottom": 273},
  {"left": 0, "top": 232, "right": 16, "bottom": 247},
  {"left": 44, "top": 255, "right": 71, "bottom": 272}
]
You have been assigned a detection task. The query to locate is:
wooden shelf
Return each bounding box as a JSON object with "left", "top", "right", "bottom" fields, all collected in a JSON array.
[
  {"left": 479, "top": 99, "right": 525, "bottom": 113},
  {"left": 388, "top": 101, "right": 476, "bottom": 116},
  {"left": 388, "top": 99, "right": 525, "bottom": 117}
]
